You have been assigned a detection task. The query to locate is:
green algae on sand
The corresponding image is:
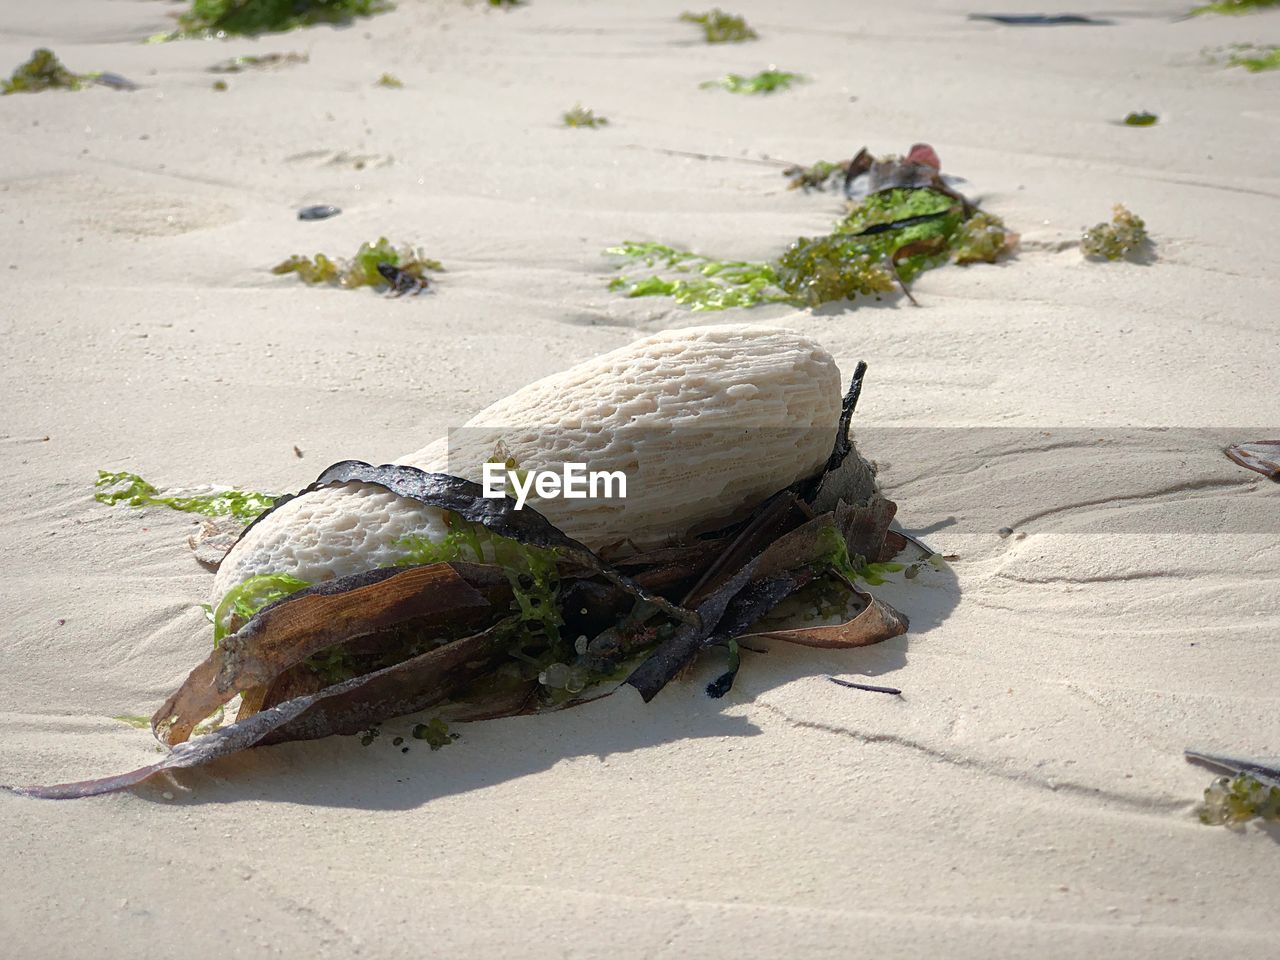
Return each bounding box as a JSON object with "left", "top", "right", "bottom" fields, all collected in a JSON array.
[
  {"left": 680, "top": 9, "right": 758, "bottom": 43},
  {"left": 702, "top": 68, "right": 804, "bottom": 94},
  {"left": 608, "top": 146, "right": 1017, "bottom": 311},
  {"left": 1081, "top": 204, "right": 1151, "bottom": 261},
  {"left": 162, "top": 0, "right": 393, "bottom": 39},
  {"left": 3, "top": 48, "right": 94, "bottom": 94}
]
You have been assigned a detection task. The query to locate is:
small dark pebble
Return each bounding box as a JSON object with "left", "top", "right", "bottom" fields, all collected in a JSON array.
[
  {"left": 298, "top": 204, "right": 341, "bottom": 221},
  {"left": 393, "top": 737, "right": 404, "bottom": 746},
  {"left": 997, "top": 526, "right": 1013, "bottom": 538},
  {"left": 402, "top": 747, "right": 410, "bottom": 753}
]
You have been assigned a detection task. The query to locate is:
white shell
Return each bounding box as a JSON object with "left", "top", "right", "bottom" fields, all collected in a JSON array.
[{"left": 212, "top": 325, "right": 842, "bottom": 601}]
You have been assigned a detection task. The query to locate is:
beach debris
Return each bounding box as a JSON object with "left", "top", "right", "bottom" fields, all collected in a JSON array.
[
  {"left": 94, "top": 72, "right": 140, "bottom": 91},
  {"left": 1080, "top": 204, "right": 1151, "bottom": 261},
  {"left": 3, "top": 49, "right": 97, "bottom": 94},
  {"left": 1224, "top": 440, "right": 1280, "bottom": 480},
  {"left": 488, "top": 0, "right": 524, "bottom": 6},
  {"left": 968, "top": 13, "right": 1113, "bottom": 25},
  {"left": 608, "top": 144, "right": 1016, "bottom": 310},
  {"left": 165, "top": 0, "right": 394, "bottom": 39},
  {"left": 376, "top": 262, "right": 429, "bottom": 296},
  {"left": 1186, "top": 750, "right": 1280, "bottom": 826},
  {"left": 96, "top": 470, "right": 275, "bottom": 522},
  {"left": 563, "top": 104, "right": 608, "bottom": 128},
  {"left": 1215, "top": 43, "right": 1280, "bottom": 71},
  {"left": 680, "top": 9, "right": 758, "bottom": 43},
  {"left": 828, "top": 676, "right": 902, "bottom": 695},
  {"left": 1123, "top": 111, "right": 1158, "bottom": 126},
  {"left": 272, "top": 237, "right": 443, "bottom": 291},
  {"left": 375, "top": 72, "right": 403, "bottom": 88},
  {"left": 297, "top": 204, "right": 341, "bottom": 221},
  {"left": 702, "top": 68, "right": 804, "bottom": 94},
  {"left": 209, "top": 52, "right": 308, "bottom": 73},
  {"left": 10, "top": 329, "right": 918, "bottom": 798},
  {"left": 1190, "top": 0, "right": 1279, "bottom": 15},
  {"left": 189, "top": 517, "right": 246, "bottom": 569},
  {"left": 212, "top": 79, "right": 229, "bottom": 91}
]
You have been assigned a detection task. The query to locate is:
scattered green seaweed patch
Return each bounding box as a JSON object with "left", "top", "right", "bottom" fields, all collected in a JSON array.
[
  {"left": 784, "top": 159, "right": 847, "bottom": 191},
  {"left": 212, "top": 79, "right": 229, "bottom": 91},
  {"left": 412, "top": 718, "right": 458, "bottom": 748},
  {"left": 272, "top": 237, "right": 442, "bottom": 291},
  {"left": 209, "top": 52, "right": 308, "bottom": 72},
  {"left": 1225, "top": 43, "right": 1280, "bottom": 71},
  {"left": 169, "top": 0, "right": 394, "bottom": 38},
  {"left": 95, "top": 470, "right": 275, "bottom": 522},
  {"left": 375, "top": 72, "right": 403, "bottom": 88},
  {"left": 702, "top": 68, "right": 804, "bottom": 94},
  {"left": 563, "top": 104, "right": 608, "bottom": 128},
  {"left": 1081, "top": 204, "right": 1151, "bottom": 261},
  {"left": 212, "top": 572, "right": 311, "bottom": 644},
  {"left": 607, "top": 186, "right": 1014, "bottom": 311},
  {"left": 3, "top": 49, "right": 95, "bottom": 94},
  {"left": 1190, "top": 0, "right": 1278, "bottom": 14},
  {"left": 1123, "top": 111, "right": 1158, "bottom": 126},
  {"left": 680, "top": 9, "right": 758, "bottom": 42},
  {"left": 1199, "top": 774, "right": 1280, "bottom": 825}
]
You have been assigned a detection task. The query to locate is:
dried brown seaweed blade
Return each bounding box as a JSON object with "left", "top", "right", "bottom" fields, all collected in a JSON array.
[
  {"left": 1225, "top": 441, "right": 1280, "bottom": 480},
  {"left": 740, "top": 580, "right": 908, "bottom": 649},
  {"left": 153, "top": 562, "right": 492, "bottom": 746},
  {"left": 6, "top": 626, "right": 506, "bottom": 800}
]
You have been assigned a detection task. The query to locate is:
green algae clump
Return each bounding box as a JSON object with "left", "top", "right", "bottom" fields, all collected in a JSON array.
[
  {"left": 375, "top": 72, "right": 404, "bottom": 88},
  {"left": 563, "top": 104, "right": 608, "bottom": 128},
  {"left": 1191, "top": 0, "right": 1278, "bottom": 14},
  {"left": 1081, "top": 204, "right": 1151, "bottom": 261},
  {"left": 95, "top": 470, "right": 275, "bottom": 522},
  {"left": 173, "top": 0, "right": 393, "bottom": 38},
  {"left": 1123, "top": 111, "right": 1158, "bottom": 126},
  {"left": 272, "top": 237, "right": 443, "bottom": 290},
  {"left": 212, "top": 572, "right": 310, "bottom": 645},
  {"left": 702, "top": 68, "right": 803, "bottom": 94},
  {"left": 3, "top": 49, "right": 94, "bottom": 94},
  {"left": 680, "top": 9, "right": 758, "bottom": 42},
  {"left": 1198, "top": 774, "right": 1280, "bottom": 826},
  {"left": 1227, "top": 44, "right": 1280, "bottom": 71},
  {"left": 412, "top": 718, "right": 458, "bottom": 749}
]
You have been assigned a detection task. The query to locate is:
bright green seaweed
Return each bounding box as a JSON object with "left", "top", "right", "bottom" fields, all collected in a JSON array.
[
  {"left": 607, "top": 180, "right": 1014, "bottom": 311},
  {"left": 680, "top": 9, "right": 758, "bottom": 42},
  {"left": 701, "top": 68, "right": 804, "bottom": 94},
  {"left": 1226, "top": 44, "right": 1280, "bottom": 71},
  {"left": 95, "top": 471, "right": 275, "bottom": 522},
  {"left": 1190, "top": 0, "right": 1279, "bottom": 14},
  {"left": 272, "top": 237, "right": 442, "bottom": 290},
  {"left": 212, "top": 572, "right": 311, "bottom": 645},
  {"left": 1123, "top": 111, "right": 1158, "bottom": 126}
]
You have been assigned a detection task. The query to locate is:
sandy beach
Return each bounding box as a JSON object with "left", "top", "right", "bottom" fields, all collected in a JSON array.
[{"left": 1, "top": 0, "right": 1278, "bottom": 956}]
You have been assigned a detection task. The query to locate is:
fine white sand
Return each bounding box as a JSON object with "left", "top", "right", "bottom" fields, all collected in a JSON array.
[{"left": 1, "top": 0, "right": 1278, "bottom": 956}]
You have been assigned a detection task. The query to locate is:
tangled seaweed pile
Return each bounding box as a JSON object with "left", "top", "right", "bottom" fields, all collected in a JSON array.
[
  {"left": 273, "top": 237, "right": 442, "bottom": 294},
  {"left": 3, "top": 49, "right": 94, "bottom": 94},
  {"left": 12, "top": 336, "right": 923, "bottom": 799},
  {"left": 609, "top": 145, "right": 1017, "bottom": 310},
  {"left": 1081, "top": 204, "right": 1150, "bottom": 261}
]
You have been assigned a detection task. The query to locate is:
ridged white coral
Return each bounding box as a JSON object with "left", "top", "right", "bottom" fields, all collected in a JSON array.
[{"left": 212, "top": 325, "right": 842, "bottom": 602}]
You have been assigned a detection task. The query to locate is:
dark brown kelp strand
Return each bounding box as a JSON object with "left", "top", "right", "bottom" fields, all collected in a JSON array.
[
  {"left": 5, "top": 626, "right": 505, "bottom": 800},
  {"left": 232, "top": 461, "right": 696, "bottom": 624}
]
